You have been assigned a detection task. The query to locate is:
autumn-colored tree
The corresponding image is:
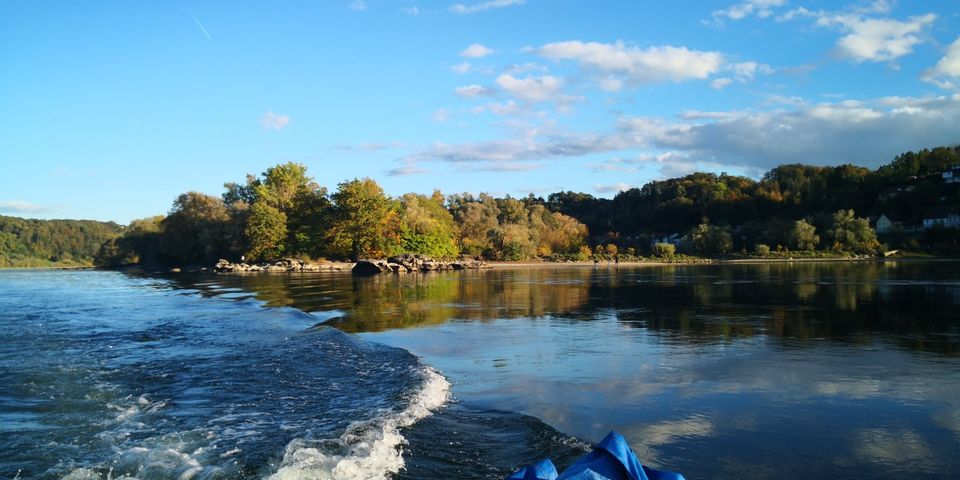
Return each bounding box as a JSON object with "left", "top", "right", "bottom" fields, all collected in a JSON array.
[
  {"left": 449, "top": 193, "right": 499, "bottom": 256},
  {"left": 398, "top": 192, "right": 459, "bottom": 257}
]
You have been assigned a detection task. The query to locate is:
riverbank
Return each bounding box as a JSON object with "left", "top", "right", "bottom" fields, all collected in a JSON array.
[
  {"left": 16, "top": 253, "right": 944, "bottom": 275},
  {"left": 484, "top": 256, "right": 879, "bottom": 269}
]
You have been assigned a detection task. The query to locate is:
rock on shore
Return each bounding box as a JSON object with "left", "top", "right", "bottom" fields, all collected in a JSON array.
[
  {"left": 214, "top": 258, "right": 353, "bottom": 273},
  {"left": 353, "top": 254, "right": 488, "bottom": 275}
]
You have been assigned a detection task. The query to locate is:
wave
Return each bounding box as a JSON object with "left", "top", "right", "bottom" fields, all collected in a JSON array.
[{"left": 268, "top": 366, "right": 451, "bottom": 480}]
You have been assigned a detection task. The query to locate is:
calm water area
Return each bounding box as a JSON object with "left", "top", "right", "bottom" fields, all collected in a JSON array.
[{"left": 2, "top": 261, "right": 959, "bottom": 479}]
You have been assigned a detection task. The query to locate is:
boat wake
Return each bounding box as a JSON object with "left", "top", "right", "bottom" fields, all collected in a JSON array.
[{"left": 269, "top": 366, "right": 451, "bottom": 480}]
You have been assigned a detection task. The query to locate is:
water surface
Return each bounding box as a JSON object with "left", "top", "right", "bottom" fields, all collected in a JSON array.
[{"left": 3, "top": 262, "right": 960, "bottom": 479}]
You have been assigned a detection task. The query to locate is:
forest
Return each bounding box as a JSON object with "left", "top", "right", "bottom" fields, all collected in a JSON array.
[
  {"left": 547, "top": 145, "right": 960, "bottom": 256},
  {"left": 2, "top": 145, "right": 958, "bottom": 269},
  {"left": 0, "top": 216, "right": 122, "bottom": 267}
]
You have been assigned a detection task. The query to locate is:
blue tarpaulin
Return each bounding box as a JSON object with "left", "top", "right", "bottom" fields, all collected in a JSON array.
[{"left": 505, "top": 431, "right": 686, "bottom": 480}]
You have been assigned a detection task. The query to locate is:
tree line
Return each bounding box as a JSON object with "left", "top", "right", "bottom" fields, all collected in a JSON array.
[
  {"left": 4, "top": 144, "right": 956, "bottom": 269},
  {"left": 546, "top": 145, "right": 960, "bottom": 255},
  {"left": 94, "top": 163, "right": 590, "bottom": 266}
]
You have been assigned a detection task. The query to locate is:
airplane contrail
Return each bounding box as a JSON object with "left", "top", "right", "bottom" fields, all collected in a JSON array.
[{"left": 188, "top": 9, "right": 212, "bottom": 41}]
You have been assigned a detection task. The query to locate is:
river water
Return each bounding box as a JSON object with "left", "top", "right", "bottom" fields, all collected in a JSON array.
[{"left": 2, "top": 262, "right": 959, "bottom": 479}]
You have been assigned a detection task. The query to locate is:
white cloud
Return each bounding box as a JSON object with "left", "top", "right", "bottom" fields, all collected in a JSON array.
[
  {"left": 402, "top": 6, "right": 420, "bottom": 15},
  {"left": 830, "top": 14, "right": 936, "bottom": 62},
  {"left": 259, "top": 111, "right": 290, "bottom": 130},
  {"left": 593, "top": 182, "right": 632, "bottom": 194},
  {"left": 711, "top": 78, "right": 734, "bottom": 90},
  {"left": 778, "top": 5, "right": 936, "bottom": 63},
  {"left": 729, "top": 61, "right": 772, "bottom": 81},
  {"left": 396, "top": 94, "right": 960, "bottom": 175},
  {"left": 451, "top": 61, "right": 472, "bottom": 74},
  {"left": 589, "top": 158, "right": 637, "bottom": 173},
  {"left": 470, "top": 100, "right": 519, "bottom": 116},
  {"left": 712, "top": 0, "right": 786, "bottom": 22},
  {"left": 778, "top": 0, "right": 890, "bottom": 22},
  {"left": 334, "top": 141, "right": 407, "bottom": 152},
  {"left": 432, "top": 108, "right": 451, "bottom": 122},
  {"left": 495, "top": 73, "right": 563, "bottom": 103},
  {"left": 923, "top": 36, "right": 960, "bottom": 89},
  {"left": 503, "top": 62, "right": 548, "bottom": 74},
  {"left": 710, "top": 62, "right": 772, "bottom": 89},
  {"left": 776, "top": 7, "right": 814, "bottom": 22},
  {"left": 349, "top": 0, "right": 366, "bottom": 11},
  {"left": 472, "top": 162, "right": 543, "bottom": 172},
  {"left": 593, "top": 151, "right": 702, "bottom": 178},
  {"left": 388, "top": 164, "right": 430, "bottom": 176},
  {"left": 628, "top": 95, "right": 960, "bottom": 170},
  {"left": 535, "top": 41, "right": 725, "bottom": 89},
  {"left": 460, "top": 43, "right": 494, "bottom": 58},
  {"left": 0, "top": 200, "right": 59, "bottom": 214},
  {"left": 450, "top": 0, "right": 524, "bottom": 15},
  {"left": 455, "top": 84, "right": 496, "bottom": 98}
]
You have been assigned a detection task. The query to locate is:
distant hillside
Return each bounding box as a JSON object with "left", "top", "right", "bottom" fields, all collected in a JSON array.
[
  {"left": 546, "top": 145, "right": 960, "bottom": 249},
  {"left": 0, "top": 215, "right": 123, "bottom": 268}
]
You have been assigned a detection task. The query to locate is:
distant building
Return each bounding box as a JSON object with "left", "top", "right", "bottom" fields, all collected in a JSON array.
[
  {"left": 943, "top": 166, "right": 960, "bottom": 184},
  {"left": 875, "top": 214, "right": 900, "bottom": 234},
  {"left": 651, "top": 233, "right": 683, "bottom": 247},
  {"left": 923, "top": 207, "right": 960, "bottom": 229}
]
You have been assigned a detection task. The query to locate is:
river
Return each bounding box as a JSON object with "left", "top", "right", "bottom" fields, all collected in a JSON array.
[{"left": 2, "top": 261, "right": 959, "bottom": 479}]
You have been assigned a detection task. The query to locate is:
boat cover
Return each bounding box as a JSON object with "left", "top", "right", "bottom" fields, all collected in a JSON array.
[{"left": 505, "top": 431, "right": 686, "bottom": 480}]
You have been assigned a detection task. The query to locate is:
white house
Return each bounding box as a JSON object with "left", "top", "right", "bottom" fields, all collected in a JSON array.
[
  {"left": 875, "top": 214, "right": 898, "bottom": 234},
  {"left": 943, "top": 166, "right": 960, "bottom": 184},
  {"left": 923, "top": 213, "right": 960, "bottom": 229}
]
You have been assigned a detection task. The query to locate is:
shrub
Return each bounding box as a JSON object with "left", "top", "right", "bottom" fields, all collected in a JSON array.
[{"left": 652, "top": 242, "right": 676, "bottom": 258}]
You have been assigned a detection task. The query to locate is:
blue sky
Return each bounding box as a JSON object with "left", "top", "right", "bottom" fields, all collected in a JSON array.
[{"left": 2, "top": 0, "right": 959, "bottom": 223}]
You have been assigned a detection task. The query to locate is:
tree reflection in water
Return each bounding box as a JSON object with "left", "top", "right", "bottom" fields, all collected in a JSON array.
[{"left": 167, "top": 261, "right": 960, "bottom": 355}]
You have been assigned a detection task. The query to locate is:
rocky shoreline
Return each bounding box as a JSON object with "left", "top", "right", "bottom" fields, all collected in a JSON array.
[
  {"left": 352, "top": 254, "right": 488, "bottom": 274},
  {"left": 213, "top": 258, "right": 354, "bottom": 273},
  {"left": 212, "top": 254, "right": 488, "bottom": 274}
]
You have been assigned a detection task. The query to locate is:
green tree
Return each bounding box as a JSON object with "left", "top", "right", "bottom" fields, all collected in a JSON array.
[
  {"left": 244, "top": 202, "right": 287, "bottom": 260},
  {"left": 691, "top": 222, "right": 732, "bottom": 256},
  {"left": 254, "top": 162, "right": 316, "bottom": 212},
  {"left": 93, "top": 216, "right": 164, "bottom": 266},
  {"left": 161, "top": 192, "right": 233, "bottom": 265},
  {"left": 827, "top": 209, "right": 879, "bottom": 254},
  {"left": 251, "top": 162, "right": 330, "bottom": 257},
  {"left": 398, "top": 192, "right": 458, "bottom": 257},
  {"left": 329, "top": 178, "right": 399, "bottom": 259},
  {"left": 496, "top": 223, "right": 535, "bottom": 260},
  {"left": 790, "top": 219, "right": 820, "bottom": 251},
  {"left": 449, "top": 193, "right": 500, "bottom": 256},
  {"left": 652, "top": 243, "right": 675, "bottom": 258},
  {"left": 498, "top": 197, "right": 529, "bottom": 225}
]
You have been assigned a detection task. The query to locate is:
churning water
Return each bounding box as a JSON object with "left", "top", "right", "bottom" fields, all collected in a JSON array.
[{"left": 1, "top": 271, "right": 459, "bottom": 479}]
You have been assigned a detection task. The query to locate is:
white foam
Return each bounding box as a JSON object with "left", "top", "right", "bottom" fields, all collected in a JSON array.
[{"left": 268, "top": 366, "right": 451, "bottom": 480}]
